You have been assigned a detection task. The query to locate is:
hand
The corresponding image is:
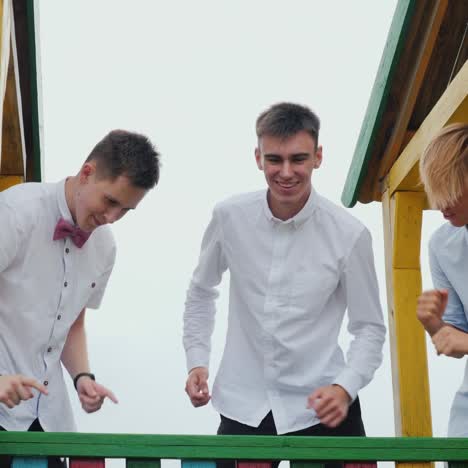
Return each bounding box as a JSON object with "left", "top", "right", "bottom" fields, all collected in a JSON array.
[
  {"left": 307, "top": 384, "right": 351, "bottom": 428},
  {"left": 185, "top": 367, "right": 210, "bottom": 407},
  {"left": 417, "top": 289, "right": 448, "bottom": 335},
  {"left": 0, "top": 375, "right": 48, "bottom": 408},
  {"left": 432, "top": 325, "right": 468, "bottom": 358},
  {"left": 76, "top": 377, "right": 118, "bottom": 413}
]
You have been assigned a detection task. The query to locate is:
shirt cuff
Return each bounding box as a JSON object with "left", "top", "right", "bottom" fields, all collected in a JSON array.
[
  {"left": 332, "top": 367, "right": 365, "bottom": 402},
  {"left": 186, "top": 347, "right": 209, "bottom": 373}
]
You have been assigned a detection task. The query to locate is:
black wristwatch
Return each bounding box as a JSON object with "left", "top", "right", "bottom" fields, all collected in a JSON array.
[{"left": 73, "top": 372, "right": 95, "bottom": 390}]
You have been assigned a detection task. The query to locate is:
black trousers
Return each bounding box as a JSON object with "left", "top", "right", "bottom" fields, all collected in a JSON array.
[
  {"left": 216, "top": 398, "right": 366, "bottom": 468},
  {"left": 0, "top": 419, "right": 67, "bottom": 468}
]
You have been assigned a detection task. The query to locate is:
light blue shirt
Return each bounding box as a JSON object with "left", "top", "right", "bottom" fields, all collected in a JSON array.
[{"left": 429, "top": 222, "right": 468, "bottom": 436}]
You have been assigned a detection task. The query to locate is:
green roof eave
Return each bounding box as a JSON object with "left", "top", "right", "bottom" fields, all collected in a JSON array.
[
  {"left": 341, "top": 0, "right": 417, "bottom": 208},
  {"left": 26, "top": 0, "right": 43, "bottom": 182}
]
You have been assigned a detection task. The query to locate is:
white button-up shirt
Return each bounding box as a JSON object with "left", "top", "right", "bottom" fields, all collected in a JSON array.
[
  {"left": 429, "top": 223, "right": 468, "bottom": 436},
  {"left": 184, "top": 189, "right": 385, "bottom": 434},
  {"left": 0, "top": 180, "right": 116, "bottom": 431}
]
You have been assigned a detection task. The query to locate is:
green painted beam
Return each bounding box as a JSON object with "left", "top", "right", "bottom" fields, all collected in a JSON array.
[
  {"left": 1, "top": 434, "right": 468, "bottom": 461},
  {"left": 341, "top": 0, "right": 417, "bottom": 207},
  {"left": 25, "top": 0, "right": 42, "bottom": 182}
]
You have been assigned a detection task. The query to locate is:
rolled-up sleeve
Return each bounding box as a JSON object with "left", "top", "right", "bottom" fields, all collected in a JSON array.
[
  {"left": 183, "top": 207, "right": 228, "bottom": 372},
  {"left": 333, "top": 228, "right": 386, "bottom": 400}
]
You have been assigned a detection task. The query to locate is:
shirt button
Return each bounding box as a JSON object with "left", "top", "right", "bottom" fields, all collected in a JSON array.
[
  {"left": 91, "top": 282, "right": 96, "bottom": 288},
  {"left": 57, "top": 315, "right": 62, "bottom": 320},
  {"left": 65, "top": 248, "right": 70, "bottom": 254},
  {"left": 47, "top": 347, "right": 52, "bottom": 353},
  {"left": 44, "top": 381, "right": 48, "bottom": 386},
  {"left": 64, "top": 281, "right": 68, "bottom": 287}
]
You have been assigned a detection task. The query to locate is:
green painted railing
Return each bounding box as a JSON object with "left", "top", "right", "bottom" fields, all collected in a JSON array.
[{"left": 1, "top": 434, "right": 468, "bottom": 466}]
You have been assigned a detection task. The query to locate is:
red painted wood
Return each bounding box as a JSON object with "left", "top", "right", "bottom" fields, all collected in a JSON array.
[
  {"left": 344, "top": 463, "right": 377, "bottom": 468},
  {"left": 237, "top": 462, "right": 272, "bottom": 468},
  {"left": 69, "top": 459, "right": 106, "bottom": 468}
]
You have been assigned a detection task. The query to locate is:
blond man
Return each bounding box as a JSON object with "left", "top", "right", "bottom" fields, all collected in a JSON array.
[{"left": 417, "top": 123, "right": 468, "bottom": 436}]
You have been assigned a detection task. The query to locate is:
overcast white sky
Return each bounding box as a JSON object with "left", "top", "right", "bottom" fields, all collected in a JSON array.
[{"left": 36, "top": 1, "right": 464, "bottom": 466}]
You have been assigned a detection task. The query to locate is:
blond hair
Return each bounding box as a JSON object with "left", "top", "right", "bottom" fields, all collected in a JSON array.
[{"left": 419, "top": 123, "right": 468, "bottom": 210}]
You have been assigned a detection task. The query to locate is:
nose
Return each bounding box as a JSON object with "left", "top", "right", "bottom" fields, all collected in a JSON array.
[
  {"left": 103, "top": 207, "right": 123, "bottom": 224},
  {"left": 279, "top": 161, "right": 293, "bottom": 178}
]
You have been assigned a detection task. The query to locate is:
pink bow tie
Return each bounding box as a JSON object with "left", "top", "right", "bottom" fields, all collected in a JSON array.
[{"left": 53, "top": 218, "right": 91, "bottom": 248}]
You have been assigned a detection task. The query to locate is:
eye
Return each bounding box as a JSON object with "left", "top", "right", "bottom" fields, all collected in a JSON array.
[
  {"left": 106, "top": 197, "right": 119, "bottom": 206},
  {"left": 265, "top": 156, "right": 282, "bottom": 164}
]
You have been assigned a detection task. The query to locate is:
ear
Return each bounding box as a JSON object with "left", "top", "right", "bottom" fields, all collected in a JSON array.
[
  {"left": 79, "top": 162, "right": 96, "bottom": 183},
  {"left": 255, "top": 147, "right": 263, "bottom": 170},
  {"left": 313, "top": 145, "right": 323, "bottom": 169}
]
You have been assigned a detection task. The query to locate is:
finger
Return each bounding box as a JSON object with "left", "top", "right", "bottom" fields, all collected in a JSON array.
[
  {"left": 80, "top": 394, "right": 101, "bottom": 406},
  {"left": 83, "top": 402, "right": 103, "bottom": 414},
  {"left": 14, "top": 384, "right": 34, "bottom": 401},
  {"left": 439, "top": 289, "right": 449, "bottom": 311},
  {"left": 3, "top": 398, "right": 16, "bottom": 409},
  {"left": 7, "top": 391, "right": 20, "bottom": 406},
  {"left": 94, "top": 384, "right": 118, "bottom": 404},
  {"left": 191, "top": 395, "right": 210, "bottom": 407},
  {"left": 21, "top": 378, "right": 48, "bottom": 396}
]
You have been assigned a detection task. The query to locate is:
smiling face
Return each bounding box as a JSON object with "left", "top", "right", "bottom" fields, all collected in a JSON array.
[
  {"left": 440, "top": 185, "right": 468, "bottom": 227},
  {"left": 255, "top": 130, "right": 322, "bottom": 220},
  {"left": 69, "top": 162, "right": 148, "bottom": 232}
]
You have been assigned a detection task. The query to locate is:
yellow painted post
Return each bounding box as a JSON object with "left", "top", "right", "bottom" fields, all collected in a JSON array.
[
  {"left": 0, "top": 174, "right": 22, "bottom": 190},
  {"left": 382, "top": 190, "right": 432, "bottom": 468}
]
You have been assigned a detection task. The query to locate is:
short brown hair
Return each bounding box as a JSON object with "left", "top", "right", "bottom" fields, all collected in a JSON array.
[
  {"left": 256, "top": 102, "right": 320, "bottom": 146},
  {"left": 86, "top": 130, "right": 160, "bottom": 189},
  {"left": 419, "top": 123, "right": 468, "bottom": 210}
]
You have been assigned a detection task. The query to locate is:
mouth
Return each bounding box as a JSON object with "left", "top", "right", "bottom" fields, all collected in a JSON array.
[
  {"left": 276, "top": 181, "right": 298, "bottom": 190},
  {"left": 92, "top": 215, "right": 103, "bottom": 227},
  {"left": 442, "top": 212, "right": 455, "bottom": 220}
]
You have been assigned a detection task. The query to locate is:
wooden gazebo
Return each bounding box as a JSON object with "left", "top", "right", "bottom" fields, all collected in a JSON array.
[{"left": 342, "top": 0, "right": 468, "bottom": 458}]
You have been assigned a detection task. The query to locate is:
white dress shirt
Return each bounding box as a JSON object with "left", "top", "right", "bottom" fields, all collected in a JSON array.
[
  {"left": 0, "top": 180, "right": 116, "bottom": 431},
  {"left": 184, "top": 189, "right": 385, "bottom": 435},
  {"left": 429, "top": 223, "right": 468, "bottom": 436}
]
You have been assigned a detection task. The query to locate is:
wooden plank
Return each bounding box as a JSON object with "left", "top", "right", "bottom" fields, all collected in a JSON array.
[
  {"left": 23, "top": 0, "right": 42, "bottom": 182},
  {"left": 1, "top": 36, "right": 25, "bottom": 176},
  {"left": 393, "top": 194, "right": 432, "bottom": 440},
  {"left": 3, "top": 432, "right": 468, "bottom": 461},
  {"left": 238, "top": 462, "right": 272, "bottom": 468},
  {"left": 382, "top": 190, "right": 432, "bottom": 468},
  {"left": 70, "top": 459, "right": 105, "bottom": 468},
  {"left": 344, "top": 464, "right": 377, "bottom": 468},
  {"left": 448, "top": 463, "right": 468, "bottom": 468},
  {"left": 387, "top": 60, "right": 468, "bottom": 195},
  {"left": 291, "top": 462, "right": 324, "bottom": 468},
  {"left": 11, "top": 458, "right": 47, "bottom": 468},
  {"left": 392, "top": 192, "right": 425, "bottom": 268},
  {"left": 0, "top": 173, "right": 22, "bottom": 190},
  {"left": 374, "top": 0, "right": 448, "bottom": 194},
  {"left": 181, "top": 460, "right": 215, "bottom": 468},
  {"left": 341, "top": 0, "right": 417, "bottom": 207},
  {"left": 127, "top": 459, "right": 161, "bottom": 468}
]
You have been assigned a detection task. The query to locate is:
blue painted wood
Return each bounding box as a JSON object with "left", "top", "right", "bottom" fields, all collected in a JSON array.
[
  {"left": 182, "top": 461, "right": 216, "bottom": 468},
  {"left": 12, "top": 457, "right": 48, "bottom": 468}
]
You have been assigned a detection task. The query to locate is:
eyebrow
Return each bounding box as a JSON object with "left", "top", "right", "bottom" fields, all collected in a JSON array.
[
  {"left": 263, "top": 152, "right": 311, "bottom": 158},
  {"left": 105, "top": 195, "right": 135, "bottom": 210}
]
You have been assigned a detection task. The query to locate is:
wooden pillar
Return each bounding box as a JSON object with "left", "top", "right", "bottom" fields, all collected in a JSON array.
[{"left": 382, "top": 190, "right": 432, "bottom": 466}]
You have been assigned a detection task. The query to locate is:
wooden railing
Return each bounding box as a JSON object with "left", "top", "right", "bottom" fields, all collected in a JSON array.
[{"left": 1, "top": 434, "right": 468, "bottom": 467}]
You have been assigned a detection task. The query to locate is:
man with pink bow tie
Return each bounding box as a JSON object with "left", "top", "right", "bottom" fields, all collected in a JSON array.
[{"left": 0, "top": 129, "right": 159, "bottom": 464}]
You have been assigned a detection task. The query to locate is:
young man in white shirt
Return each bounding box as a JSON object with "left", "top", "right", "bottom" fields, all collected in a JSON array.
[
  {"left": 0, "top": 129, "right": 160, "bottom": 467},
  {"left": 417, "top": 123, "right": 468, "bottom": 436},
  {"left": 183, "top": 102, "right": 386, "bottom": 466}
]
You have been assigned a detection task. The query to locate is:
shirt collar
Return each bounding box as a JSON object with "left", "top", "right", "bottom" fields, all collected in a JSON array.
[
  {"left": 56, "top": 178, "right": 75, "bottom": 224},
  {"left": 262, "top": 187, "right": 320, "bottom": 228}
]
